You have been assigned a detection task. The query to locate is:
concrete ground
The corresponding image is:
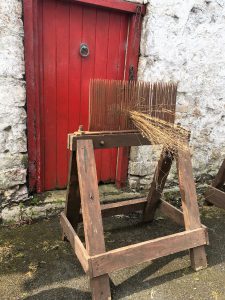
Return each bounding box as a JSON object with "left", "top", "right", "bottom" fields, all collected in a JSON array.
[{"left": 1, "top": 192, "right": 225, "bottom": 299}]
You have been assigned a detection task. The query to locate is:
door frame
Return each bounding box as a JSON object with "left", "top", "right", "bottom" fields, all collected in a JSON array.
[{"left": 23, "top": 0, "right": 145, "bottom": 192}]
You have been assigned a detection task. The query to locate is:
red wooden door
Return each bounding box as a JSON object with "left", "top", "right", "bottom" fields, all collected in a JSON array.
[
  {"left": 24, "top": 0, "right": 144, "bottom": 192},
  {"left": 38, "top": 0, "right": 129, "bottom": 190}
]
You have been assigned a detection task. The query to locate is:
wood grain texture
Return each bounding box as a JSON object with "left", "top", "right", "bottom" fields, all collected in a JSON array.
[
  {"left": 77, "top": 140, "right": 106, "bottom": 254},
  {"left": 60, "top": 212, "right": 89, "bottom": 273},
  {"left": 205, "top": 186, "right": 225, "bottom": 209},
  {"left": 100, "top": 198, "right": 146, "bottom": 217},
  {"left": 159, "top": 199, "right": 184, "bottom": 226},
  {"left": 63, "top": 0, "right": 146, "bottom": 15},
  {"left": 68, "top": 132, "right": 151, "bottom": 150},
  {"left": 177, "top": 145, "right": 207, "bottom": 270},
  {"left": 143, "top": 150, "right": 173, "bottom": 222},
  {"left": 42, "top": 0, "right": 57, "bottom": 190},
  {"left": 76, "top": 140, "right": 111, "bottom": 299},
  {"left": 177, "top": 148, "right": 201, "bottom": 230},
  {"left": 205, "top": 159, "right": 225, "bottom": 207},
  {"left": 89, "top": 228, "right": 207, "bottom": 277},
  {"left": 56, "top": 1, "right": 70, "bottom": 188},
  {"left": 77, "top": 198, "right": 146, "bottom": 222},
  {"left": 212, "top": 158, "right": 225, "bottom": 189},
  {"left": 159, "top": 200, "right": 208, "bottom": 243}
]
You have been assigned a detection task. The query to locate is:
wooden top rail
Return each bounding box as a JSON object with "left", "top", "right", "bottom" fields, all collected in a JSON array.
[{"left": 68, "top": 130, "right": 151, "bottom": 150}]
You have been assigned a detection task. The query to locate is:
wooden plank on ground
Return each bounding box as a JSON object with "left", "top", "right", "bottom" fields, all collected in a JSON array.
[
  {"left": 89, "top": 228, "right": 207, "bottom": 278},
  {"left": 77, "top": 139, "right": 111, "bottom": 299}
]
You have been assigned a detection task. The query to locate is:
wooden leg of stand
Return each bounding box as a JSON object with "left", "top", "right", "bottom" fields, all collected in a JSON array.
[
  {"left": 90, "top": 276, "right": 111, "bottom": 300},
  {"left": 212, "top": 158, "right": 225, "bottom": 189},
  {"left": 143, "top": 150, "right": 173, "bottom": 222},
  {"left": 63, "top": 151, "right": 81, "bottom": 240},
  {"left": 205, "top": 158, "right": 225, "bottom": 206},
  {"left": 77, "top": 140, "right": 111, "bottom": 300},
  {"left": 177, "top": 146, "right": 207, "bottom": 271}
]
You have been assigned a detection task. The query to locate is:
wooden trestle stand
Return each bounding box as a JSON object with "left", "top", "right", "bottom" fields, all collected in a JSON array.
[
  {"left": 60, "top": 130, "right": 208, "bottom": 300},
  {"left": 205, "top": 159, "right": 225, "bottom": 209}
]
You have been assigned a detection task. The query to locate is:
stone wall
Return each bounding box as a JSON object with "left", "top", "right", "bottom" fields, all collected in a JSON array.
[
  {"left": 0, "top": 0, "right": 28, "bottom": 218},
  {"left": 128, "top": 0, "right": 225, "bottom": 190}
]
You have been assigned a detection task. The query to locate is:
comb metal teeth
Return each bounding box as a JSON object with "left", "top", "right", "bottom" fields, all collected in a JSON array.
[{"left": 88, "top": 79, "right": 178, "bottom": 131}]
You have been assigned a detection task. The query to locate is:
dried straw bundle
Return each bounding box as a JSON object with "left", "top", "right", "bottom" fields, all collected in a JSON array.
[{"left": 129, "top": 110, "right": 189, "bottom": 154}]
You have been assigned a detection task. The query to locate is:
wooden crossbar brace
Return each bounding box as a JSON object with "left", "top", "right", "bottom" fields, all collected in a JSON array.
[
  {"left": 61, "top": 131, "right": 208, "bottom": 299},
  {"left": 205, "top": 159, "right": 225, "bottom": 209},
  {"left": 68, "top": 129, "right": 190, "bottom": 151},
  {"left": 68, "top": 131, "right": 151, "bottom": 151},
  {"left": 61, "top": 212, "right": 208, "bottom": 278}
]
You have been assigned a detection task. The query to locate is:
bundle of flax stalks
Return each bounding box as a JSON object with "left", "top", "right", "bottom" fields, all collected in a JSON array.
[{"left": 129, "top": 110, "right": 189, "bottom": 154}]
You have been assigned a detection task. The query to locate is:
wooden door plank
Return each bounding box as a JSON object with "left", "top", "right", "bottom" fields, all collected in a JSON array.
[
  {"left": 42, "top": 0, "right": 57, "bottom": 190},
  {"left": 56, "top": 1, "right": 70, "bottom": 188},
  {"left": 77, "top": 140, "right": 111, "bottom": 299},
  {"left": 94, "top": 9, "right": 110, "bottom": 180},
  {"left": 37, "top": 0, "right": 44, "bottom": 192},
  {"left": 143, "top": 150, "right": 173, "bottom": 222},
  {"left": 103, "top": 12, "right": 122, "bottom": 182},
  {"left": 80, "top": 7, "right": 97, "bottom": 130},
  {"left": 177, "top": 145, "right": 207, "bottom": 270},
  {"left": 68, "top": 4, "right": 82, "bottom": 133}
]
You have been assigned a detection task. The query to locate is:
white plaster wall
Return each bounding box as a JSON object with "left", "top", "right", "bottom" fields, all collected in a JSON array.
[
  {"left": 0, "top": 0, "right": 28, "bottom": 213},
  {"left": 128, "top": 0, "right": 225, "bottom": 190}
]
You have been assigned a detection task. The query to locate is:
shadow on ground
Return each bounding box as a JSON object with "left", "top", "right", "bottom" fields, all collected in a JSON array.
[{"left": 1, "top": 205, "right": 225, "bottom": 300}]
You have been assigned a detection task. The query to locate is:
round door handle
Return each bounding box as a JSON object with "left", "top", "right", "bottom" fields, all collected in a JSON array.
[{"left": 80, "top": 43, "right": 89, "bottom": 58}]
